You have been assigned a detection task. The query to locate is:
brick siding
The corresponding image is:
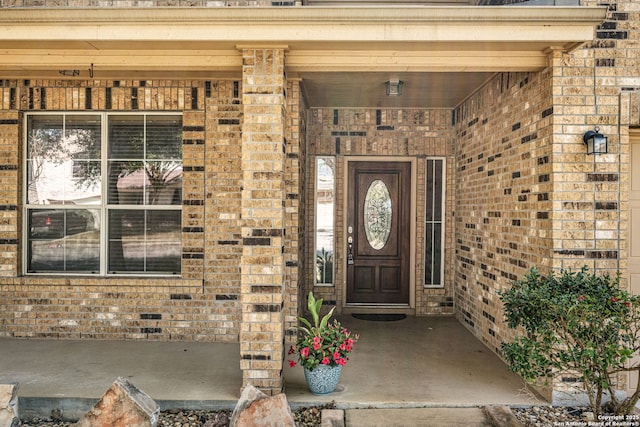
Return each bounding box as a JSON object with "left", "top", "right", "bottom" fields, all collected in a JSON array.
[{"left": 0, "top": 76, "right": 303, "bottom": 349}]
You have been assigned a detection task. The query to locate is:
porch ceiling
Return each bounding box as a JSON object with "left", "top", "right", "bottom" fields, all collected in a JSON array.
[{"left": 0, "top": 6, "right": 606, "bottom": 109}]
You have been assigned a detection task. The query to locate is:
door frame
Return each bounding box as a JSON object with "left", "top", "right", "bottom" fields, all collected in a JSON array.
[{"left": 342, "top": 156, "right": 417, "bottom": 310}]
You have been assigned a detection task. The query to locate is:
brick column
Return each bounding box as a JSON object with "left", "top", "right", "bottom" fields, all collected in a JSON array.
[{"left": 239, "top": 47, "right": 287, "bottom": 395}]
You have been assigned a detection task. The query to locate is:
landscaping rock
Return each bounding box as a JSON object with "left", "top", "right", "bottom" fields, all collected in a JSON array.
[
  {"left": 230, "top": 384, "right": 295, "bottom": 427},
  {"left": 72, "top": 377, "right": 159, "bottom": 427},
  {"left": 484, "top": 405, "right": 523, "bottom": 427},
  {"left": 0, "top": 383, "right": 19, "bottom": 427}
]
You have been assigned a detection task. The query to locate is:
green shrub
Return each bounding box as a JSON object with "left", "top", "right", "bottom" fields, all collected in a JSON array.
[{"left": 499, "top": 267, "right": 640, "bottom": 415}]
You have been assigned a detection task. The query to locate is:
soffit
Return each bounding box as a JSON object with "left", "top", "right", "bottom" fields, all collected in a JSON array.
[{"left": 0, "top": 6, "right": 607, "bottom": 108}]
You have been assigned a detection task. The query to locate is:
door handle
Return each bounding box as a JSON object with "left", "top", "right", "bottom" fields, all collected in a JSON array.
[{"left": 347, "top": 230, "right": 354, "bottom": 265}]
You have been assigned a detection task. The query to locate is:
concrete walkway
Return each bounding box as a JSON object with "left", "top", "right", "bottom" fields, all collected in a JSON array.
[{"left": 0, "top": 316, "right": 544, "bottom": 423}]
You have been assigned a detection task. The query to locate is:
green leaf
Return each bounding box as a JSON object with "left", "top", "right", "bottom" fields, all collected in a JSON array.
[
  {"left": 307, "top": 292, "right": 320, "bottom": 328},
  {"left": 319, "top": 307, "right": 336, "bottom": 331}
]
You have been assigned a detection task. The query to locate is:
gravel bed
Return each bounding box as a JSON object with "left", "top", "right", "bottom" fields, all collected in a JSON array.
[
  {"left": 22, "top": 404, "right": 618, "bottom": 427},
  {"left": 512, "top": 405, "right": 587, "bottom": 426},
  {"left": 20, "top": 403, "right": 335, "bottom": 427}
]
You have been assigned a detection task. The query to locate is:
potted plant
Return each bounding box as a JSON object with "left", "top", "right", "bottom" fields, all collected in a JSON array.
[{"left": 288, "top": 292, "right": 359, "bottom": 395}]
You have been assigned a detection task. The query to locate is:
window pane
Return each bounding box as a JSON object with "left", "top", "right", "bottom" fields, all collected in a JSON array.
[
  {"left": 65, "top": 115, "right": 101, "bottom": 161},
  {"left": 108, "top": 115, "right": 144, "bottom": 159},
  {"left": 107, "top": 161, "right": 145, "bottom": 205},
  {"left": 146, "top": 161, "right": 182, "bottom": 205},
  {"left": 315, "top": 157, "right": 335, "bottom": 285},
  {"left": 424, "top": 223, "right": 443, "bottom": 286},
  {"left": 107, "top": 115, "right": 182, "bottom": 207},
  {"left": 146, "top": 115, "right": 182, "bottom": 160},
  {"left": 432, "top": 160, "right": 443, "bottom": 221},
  {"left": 27, "top": 115, "right": 101, "bottom": 205},
  {"left": 425, "top": 223, "right": 433, "bottom": 284},
  {"left": 107, "top": 161, "right": 182, "bottom": 206},
  {"left": 27, "top": 208, "right": 100, "bottom": 273},
  {"left": 108, "top": 210, "right": 181, "bottom": 274}
]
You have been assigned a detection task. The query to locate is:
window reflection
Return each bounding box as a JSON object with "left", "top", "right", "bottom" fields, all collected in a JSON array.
[
  {"left": 108, "top": 210, "right": 181, "bottom": 273},
  {"left": 27, "top": 208, "right": 100, "bottom": 272},
  {"left": 315, "top": 157, "right": 335, "bottom": 285},
  {"left": 26, "top": 115, "right": 101, "bottom": 205}
]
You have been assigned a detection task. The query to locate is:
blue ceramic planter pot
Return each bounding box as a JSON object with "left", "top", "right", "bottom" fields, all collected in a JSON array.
[{"left": 303, "top": 365, "right": 342, "bottom": 395}]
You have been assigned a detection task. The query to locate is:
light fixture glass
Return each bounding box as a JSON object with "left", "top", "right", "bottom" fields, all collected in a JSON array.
[
  {"left": 385, "top": 80, "right": 404, "bottom": 96},
  {"left": 583, "top": 126, "right": 608, "bottom": 155}
]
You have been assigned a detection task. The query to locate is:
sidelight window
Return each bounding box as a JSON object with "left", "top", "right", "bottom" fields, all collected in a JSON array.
[
  {"left": 314, "top": 157, "right": 335, "bottom": 286},
  {"left": 424, "top": 158, "right": 445, "bottom": 287}
]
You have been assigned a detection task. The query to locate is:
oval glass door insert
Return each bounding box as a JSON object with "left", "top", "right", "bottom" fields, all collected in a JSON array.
[{"left": 364, "top": 179, "right": 392, "bottom": 250}]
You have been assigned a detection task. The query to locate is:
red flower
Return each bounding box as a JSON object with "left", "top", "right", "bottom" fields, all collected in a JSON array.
[
  {"left": 321, "top": 356, "right": 330, "bottom": 365},
  {"left": 611, "top": 296, "right": 619, "bottom": 302},
  {"left": 346, "top": 338, "right": 354, "bottom": 351},
  {"left": 313, "top": 336, "right": 322, "bottom": 351},
  {"left": 288, "top": 346, "right": 295, "bottom": 355},
  {"left": 333, "top": 351, "right": 341, "bottom": 361},
  {"left": 578, "top": 295, "right": 586, "bottom": 301},
  {"left": 337, "top": 358, "right": 347, "bottom": 366},
  {"left": 300, "top": 347, "right": 310, "bottom": 358},
  {"left": 288, "top": 360, "right": 297, "bottom": 368}
]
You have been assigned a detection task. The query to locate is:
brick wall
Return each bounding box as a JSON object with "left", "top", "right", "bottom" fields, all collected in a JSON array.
[
  {"left": 452, "top": 0, "right": 639, "bottom": 396},
  {"left": 0, "top": 77, "right": 301, "bottom": 346},
  {"left": 306, "top": 108, "right": 456, "bottom": 315},
  {"left": 453, "top": 70, "right": 555, "bottom": 354}
]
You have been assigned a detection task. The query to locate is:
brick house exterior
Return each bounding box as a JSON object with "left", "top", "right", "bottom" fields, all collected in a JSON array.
[{"left": 0, "top": 0, "right": 637, "bottom": 400}]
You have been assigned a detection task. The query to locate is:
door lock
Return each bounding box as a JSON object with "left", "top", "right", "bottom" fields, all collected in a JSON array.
[{"left": 347, "top": 230, "right": 354, "bottom": 265}]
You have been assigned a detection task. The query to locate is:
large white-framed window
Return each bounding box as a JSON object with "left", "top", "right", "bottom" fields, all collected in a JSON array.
[
  {"left": 424, "top": 157, "right": 445, "bottom": 287},
  {"left": 24, "top": 112, "right": 182, "bottom": 276},
  {"left": 314, "top": 156, "right": 335, "bottom": 286}
]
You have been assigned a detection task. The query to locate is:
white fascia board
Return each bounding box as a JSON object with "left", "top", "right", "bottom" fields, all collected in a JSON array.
[{"left": 0, "top": 6, "right": 607, "bottom": 46}]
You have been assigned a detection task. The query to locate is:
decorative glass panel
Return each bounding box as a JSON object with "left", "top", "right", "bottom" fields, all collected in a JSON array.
[
  {"left": 364, "top": 179, "right": 392, "bottom": 250},
  {"left": 315, "top": 157, "right": 335, "bottom": 285}
]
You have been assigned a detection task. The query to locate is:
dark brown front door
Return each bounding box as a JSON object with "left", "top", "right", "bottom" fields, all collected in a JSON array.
[{"left": 347, "top": 161, "right": 411, "bottom": 304}]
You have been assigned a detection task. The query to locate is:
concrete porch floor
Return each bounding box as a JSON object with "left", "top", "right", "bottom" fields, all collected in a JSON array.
[{"left": 0, "top": 316, "right": 545, "bottom": 420}]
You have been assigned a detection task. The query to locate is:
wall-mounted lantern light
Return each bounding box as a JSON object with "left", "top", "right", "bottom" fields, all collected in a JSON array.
[
  {"left": 583, "top": 126, "right": 608, "bottom": 155},
  {"left": 385, "top": 79, "right": 404, "bottom": 96}
]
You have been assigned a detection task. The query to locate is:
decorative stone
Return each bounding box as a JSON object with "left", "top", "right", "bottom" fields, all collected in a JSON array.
[
  {"left": 73, "top": 377, "right": 159, "bottom": 427},
  {"left": 0, "top": 383, "right": 19, "bottom": 427},
  {"left": 484, "top": 405, "right": 523, "bottom": 427},
  {"left": 230, "top": 384, "right": 295, "bottom": 427}
]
